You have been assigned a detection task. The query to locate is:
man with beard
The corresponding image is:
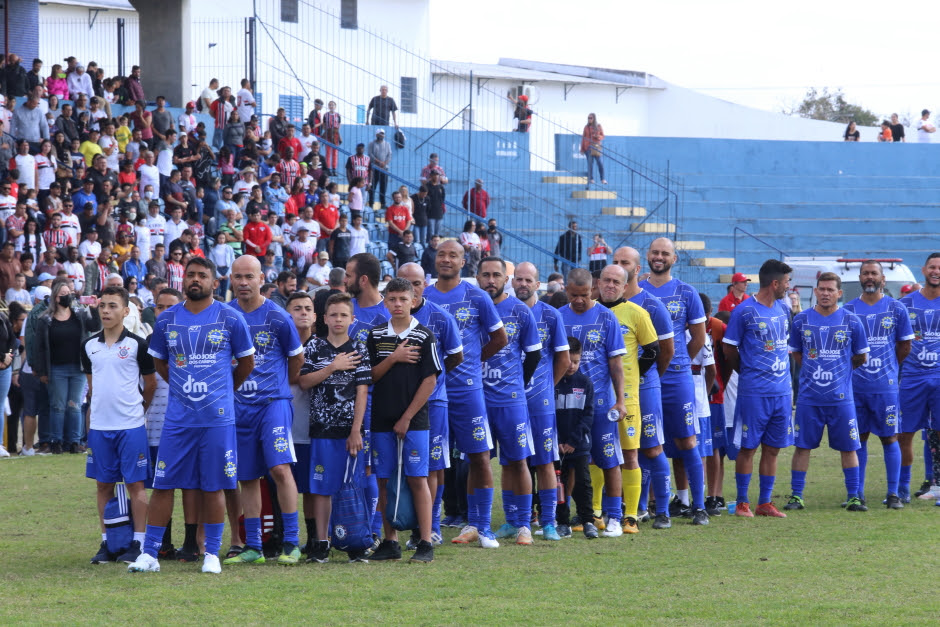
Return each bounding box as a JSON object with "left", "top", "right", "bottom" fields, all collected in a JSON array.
[
  {"left": 638, "top": 238, "right": 710, "bottom": 525},
  {"left": 511, "top": 262, "right": 570, "bottom": 540},
  {"left": 129, "top": 257, "right": 255, "bottom": 574},
  {"left": 843, "top": 260, "right": 912, "bottom": 509}
]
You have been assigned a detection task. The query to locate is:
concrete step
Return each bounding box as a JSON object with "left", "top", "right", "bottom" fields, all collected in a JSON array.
[
  {"left": 691, "top": 257, "right": 735, "bottom": 267},
  {"left": 630, "top": 222, "right": 675, "bottom": 233},
  {"left": 572, "top": 190, "right": 617, "bottom": 200},
  {"left": 543, "top": 175, "right": 588, "bottom": 184},
  {"left": 675, "top": 240, "right": 706, "bottom": 250},
  {"left": 335, "top": 184, "right": 349, "bottom": 193},
  {"left": 601, "top": 206, "right": 647, "bottom": 217}
]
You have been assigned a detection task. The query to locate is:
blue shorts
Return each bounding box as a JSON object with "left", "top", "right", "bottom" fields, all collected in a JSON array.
[
  {"left": 85, "top": 426, "right": 150, "bottom": 485},
  {"left": 696, "top": 412, "right": 713, "bottom": 457},
  {"left": 639, "top": 386, "right": 665, "bottom": 449},
  {"left": 733, "top": 395, "right": 794, "bottom": 450},
  {"left": 154, "top": 424, "right": 237, "bottom": 491},
  {"left": 590, "top": 407, "right": 624, "bottom": 470},
  {"left": 447, "top": 388, "right": 493, "bottom": 455},
  {"left": 528, "top": 411, "right": 559, "bottom": 466},
  {"left": 660, "top": 369, "right": 698, "bottom": 442},
  {"left": 794, "top": 403, "right": 861, "bottom": 452},
  {"left": 488, "top": 405, "right": 534, "bottom": 465},
  {"left": 710, "top": 404, "right": 727, "bottom": 451},
  {"left": 292, "top": 443, "right": 311, "bottom": 494},
  {"left": 428, "top": 402, "right": 450, "bottom": 472},
  {"left": 372, "top": 430, "right": 430, "bottom": 479},
  {"left": 309, "top": 437, "right": 352, "bottom": 496},
  {"left": 854, "top": 392, "right": 900, "bottom": 438},
  {"left": 235, "top": 400, "right": 297, "bottom": 480},
  {"left": 899, "top": 377, "right": 940, "bottom": 433}
]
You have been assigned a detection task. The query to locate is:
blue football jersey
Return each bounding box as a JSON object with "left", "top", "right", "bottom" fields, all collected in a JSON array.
[
  {"left": 425, "top": 281, "right": 503, "bottom": 392},
  {"left": 230, "top": 299, "right": 303, "bottom": 404},
  {"left": 560, "top": 303, "right": 626, "bottom": 411},
  {"left": 789, "top": 307, "right": 869, "bottom": 405},
  {"left": 481, "top": 295, "right": 542, "bottom": 407},
  {"left": 900, "top": 291, "right": 940, "bottom": 379},
  {"left": 723, "top": 297, "right": 792, "bottom": 397},
  {"left": 148, "top": 300, "right": 255, "bottom": 427},
  {"left": 412, "top": 297, "right": 464, "bottom": 404},
  {"left": 525, "top": 300, "right": 570, "bottom": 414},
  {"left": 638, "top": 278, "right": 707, "bottom": 371},
  {"left": 844, "top": 296, "right": 914, "bottom": 390},
  {"left": 349, "top": 299, "right": 391, "bottom": 345},
  {"left": 628, "top": 289, "right": 675, "bottom": 390}
]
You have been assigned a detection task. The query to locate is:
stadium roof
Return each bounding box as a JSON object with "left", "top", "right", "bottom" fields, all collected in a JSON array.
[{"left": 431, "top": 58, "right": 666, "bottom": 89}]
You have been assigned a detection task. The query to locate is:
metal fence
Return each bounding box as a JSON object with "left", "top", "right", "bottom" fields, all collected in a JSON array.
[{"left": 38, "top": 17, "right": 138, "bottom": 78}]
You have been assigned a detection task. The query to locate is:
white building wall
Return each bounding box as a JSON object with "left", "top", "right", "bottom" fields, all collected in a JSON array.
[{"left": 38, "top": 4, "right": 139, "bottom": 76}]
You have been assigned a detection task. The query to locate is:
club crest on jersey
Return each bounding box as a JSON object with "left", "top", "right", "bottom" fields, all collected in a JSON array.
[
  {"left": 334, "top": 525, "right": 347, "bottom": 539},
  {"left": 516, "top": 432, "right": 528, "bottom": 448},
  {"left": 155, "top": 460, "right": 166, "bottom": 477},
  {"left": 849, "top": 427, "right": 858, "bottom": 441},
  {"left": 169, "top": 331, "right": 179, "bottom": 339},
  {"left": 643, "top": 422, "right": 656, "bottom": 438},
  {"left": 118, "top": 346, "right": 129, "bottom": 359},
  {"left": 881, "top": 317, "right": 894, "bottom": 330},
  {"left": 808, "top": 348, "right": 818, "bottom": 360},
  {"left": 626, "top": 426, "right": 636, "bottom": 437},
  {"left": 834, "top": 330, "right": 847, "bottom": 344},
  {"left": 137, "top": 452, "right": 147, "bottom": 468},
  {"left": 356, "top": 328, "right": 369, "bottom": 342},
  {"left": 803, "top": 329, "right": 812, "bottom": 338},
  {"left": 603, "top": 442, "right": 615, "bottom": 457},
  {"left": 430, "top": 444, "right": 443, "bottom": 460},
  {"left": 915, "top": 330, "right": 923, "bottom": 341},
  {"left": 254, "top": 330, "right": 272, "bottom": 347},
  {"left": 886, "top": 409, "right": 897, "bottom": 427},
  {"left": 543, "top": 438, "right": 553, "bottom": 452},
  {"left": 174, "top": 353, "right": 187, "bottom": 367},
  {"left": 207, "top": 329, "right": 225, "bottom": 345},
  {"left": 586, "top": 329, "right": 601, "bottom": 344},
  {"left": 666, "top": 300, "right": 680, "bottom": 315},
  {"left": 538, "top": 325, "right": 548, "bottom": 343},
  {"left": 455, "top": 307, "right": 471, "bottom": 323},
  {"left": 504, "top": 321, "right": 519, "bottom": 338},
  {"left": 274, "top": 437, "right": 289, "bottom": 453},
  {"left": 472, "top": 426, "right": 486, "bottom": 441},
  {"left": 763, "top": 340, "right": 774, "bottom": 352}
]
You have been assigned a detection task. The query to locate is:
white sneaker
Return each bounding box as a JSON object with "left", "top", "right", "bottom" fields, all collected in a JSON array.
[
  {"left": 429, "top": 532, "right": 443, "bottom": 546},
  {"left": 19, "top": 447, "right": 35, "bottom": 457},
  {"left": 478, "top": 532, "right": 500, "bottom": 549},
  {"left": 127, "top": 553, "right": 160, "bottom": 573},
  {"left": 918, "top": 486, "right": 940, "bottom": 500},
  {"left": 603, "top": 519, "right": 624, "bottom": 537},
  {"left": 0, "top": 446, "right": 10, "bottom": 458},
  {"left": 202, "top": 553, "right": 221, "bottom": 574}
]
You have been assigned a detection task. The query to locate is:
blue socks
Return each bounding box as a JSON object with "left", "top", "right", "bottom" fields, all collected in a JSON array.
[
  {"left": 637, "top": 456, "right": 651, "bottom": 512},
  {"left": 516, "top": 493, "right": 533, "bottom": 529},
  {"left": 476, "top": 487, "right": 494, "bottom": 534},
  {"left": 467, "top": 490, "right": 479, "bottom": 529},
  {"left": 143, "top": 524, "right": 166, "bottom": 558},
  {"left": 281, "top": 511, "right": 299, "bottom": 547},
  {"left": 899, "top": 464, "right": 912, "bottom": 495},
  {"left": 538, "top": 488, "right": 556, "bottom": 527},
  {"left": 758, "top": 474, "right": 775, "bottom": 505},
  {"left": 601, "top": 494, "right": 622, "bottom": 522},
  {"left": 431, "top": 485, "right": 444, "bottom": 535},
  {"left": 679, "top": 447, "right": 705, "bottom": 510},
  {"left": 651, "top": 452, "right": 672, "bottom": 516},
  {"left": 843, "top": 466, "right": 860, "bottom": 500},
  {"left": 245, "top": 516, "right": 262, "bottom": 551},
  {"left": 791, "top": 470, "right": 807, "bottom": 498},
  {"left": 884, "top": 441, "right": 901, "bottom": 496},
  {"left": 204, "top": 522, "right": 224, "bottom": 557},
  {"left": 735, "top": 472, "right": 751, "bottom": 504},
  {"left": 857, "top": 442, "right": 868, "bottom": 500},
  {"left": 501, "top": 489, "right": 515, "bottom": 527}
]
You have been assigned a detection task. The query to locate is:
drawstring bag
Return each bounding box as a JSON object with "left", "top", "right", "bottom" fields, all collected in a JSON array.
[
  {"left": 394, "top": 128, "right": 406, "bottom": 150},
  {"left": 103, "top": 483, "right": 133, "bottom": 556},
  {"left": 329, "top": 455, "right": 373, "bottom": 553}
]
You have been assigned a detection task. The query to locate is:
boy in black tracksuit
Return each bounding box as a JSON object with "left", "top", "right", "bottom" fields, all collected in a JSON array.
[{"left": 554, "top": 337, "right": 597, "bottom": 539}]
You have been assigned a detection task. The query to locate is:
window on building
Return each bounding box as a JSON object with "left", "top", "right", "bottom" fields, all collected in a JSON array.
[
  {"left": 279, "top": 94, "right": 305, "bottom": 128},
  {"left": 341, "top": 0, "right": 358, "bottom": 29},
  {"left": 281, "top": 0, "right": 299, "bottom": 23},
  {"left": 401, "top": 77, "right": 417, "bottom": 115}
]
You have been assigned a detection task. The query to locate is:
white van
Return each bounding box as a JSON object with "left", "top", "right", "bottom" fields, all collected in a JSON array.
[{"left": 785, "top": 256, "right": 918, "bottom": 310}]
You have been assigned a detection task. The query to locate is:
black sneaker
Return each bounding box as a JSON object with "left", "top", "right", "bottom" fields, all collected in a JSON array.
[
  {"left": 690, "top": 508, "right": 710, "bottom": 525},
  {"left": 783, "top": 495, "right": 805, "bottom": 511},
  {"left": 306, "top": 540, "right": 331, "bottom": 564},
  {"left": 116, "top": 540, "right": 142, "bottom": 563},
  {"left": 885, "top": 494, "right": 904, "bottom": 510},
  {"left": 300, "top": 538, "right": 315, "bottom": 556},
  {"left": 51, "top": 442, "right": 63, "bottom": 455},
  {"left": 91, "top": 541, "right": 112, "bottom": 564},
  {"left": 582, "top": 522, "right": 599, "bottom": 539},
  {"left": 704, "top": 497, "right": 722, "bottom": 517},
  {"left": 914, "top": 480, "right": 933, "bottom": 498},
  {"left": 158, "top": 543, "right": 177, "bottom": 560},
  {"left": 556, "top": 524, "right": 572, "bottom": 538},
  {"left": 668, "top": 496, "right": 691, "bottom": 518},
  {"left": 846, "top": 497, "right": 868, "bottom": 512},
  {"left": 410, "top": 540, "right": 434, "bottom": 563},
  {"left": 177, "top": 545, "right": 201, "bottom": 562},
  {"left": 715, "top": 496, "right": 726, "bottom": 509},
  {"left": 370, "top": 539, "right": 402, "bottom": 561},
  {"left": 405, "top": 532, "right": 420, "bottom": 551},
  {"left": 364, "top": 533, "right": 381, "bottom": 558},
  {"left": 652, "top": 513, "right": 672, "bottom": 529},
  {"left": 636, "top": 510, "right": 651, "bottom": 523},
  {"left": 347, "top": 549, "right": 369, "bottom": 563}
]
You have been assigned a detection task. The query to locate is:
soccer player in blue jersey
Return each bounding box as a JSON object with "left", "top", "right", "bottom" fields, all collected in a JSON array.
[
  {"left": 345, "top": 252, "right": 391, "bottom": 540},
  {"left": 560, "top": 267, "right": 628, "bottom": 537},
  {"left": 638, "top": 238, "right": 710, "bottom": 525},
  {"left": 130, "top": 257, "right": 256, "bottom": 574},
  {"left": 786, "top": 272, "right": 870, "bottom": 512},
  {"left": 844, "top": 260, "right": 913, "bottom": 509},
  {"left": 425, "top": 240, "right": 508, "bottom": 548},
  {"left": 223, "top": 255, "right": 305, "bottom": 566},
  {"left": 614, "top": 247, "right": 675, "bottom": 529},
  {"left": 476, "top": 257, "right": 543, "bottom": 545},
  {"left": 899, "top": 253, "right": 940, "bottom": 503},
  {"left": 722, "top": 259, "right": 794, "bottom": 518},
  {"left": 512, "top": 262, "right": 571, "bottom": 541},
  {"left": 397, "top": 263, "right": 464, "bottom": 547}
]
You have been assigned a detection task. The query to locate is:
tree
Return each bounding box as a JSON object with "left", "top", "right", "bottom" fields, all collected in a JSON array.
[{"left": 787, "top": 88, "right": 879, "bottom": 126}]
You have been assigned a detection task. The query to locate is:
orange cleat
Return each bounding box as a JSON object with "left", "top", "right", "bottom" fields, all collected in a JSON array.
[
  {"left": 734, "top": 502, "right": 754, "bottom": 517},
  {"left": 755, "top": 502, "right": 787, "bottom": 518}
]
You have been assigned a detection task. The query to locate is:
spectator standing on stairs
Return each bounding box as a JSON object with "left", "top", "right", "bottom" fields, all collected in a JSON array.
[
  {"left": 368, "top": 130, "right": 391, "bottom": 209},
  {"left": 553, "top": 220, "right": 581, "bottom": 272},
  {"left": 890, "top": 113, "right": 906, "bottom": 143},
  {"left": 462, "top": 179, "right": 488, "bottom": 218},
  {"left": 718, "top": 272, "right": 751, "bottom": 313},
  {"left": 581, "top": 113, "right": 607, "bottom": 188},
  {"left": 916, "top": 109, "right": 935, "bottom": 143}
]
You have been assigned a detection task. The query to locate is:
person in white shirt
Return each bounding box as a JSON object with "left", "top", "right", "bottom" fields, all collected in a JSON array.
[
  {"left": 305, "top": 251, "right": 332, "bottom": 288},
  {"left": 178, "top": 102, "right": 197, "bottom": 135},
  {"left": 13, "top": 141, "right": 37, "bottom": 190},
  {"left": 916, "top": 109, "right": 936, "bottom": 143},
  {"left": 163, "top": 206, "right": 186, "bottom": 250},
  {"left": 67, "top": 64, "right": 94, "bottom": 99},
  {"left": 98, "top": 121, "right": 120, "bottom": 171},
  {"left": 298, "top": 124, "right": 315, "bottom": 162},
  {"left": 288, "top": 226, "right": 317, "bottom": 275},
  {"left": 138, "top": 152, "right": 160, "bottom": 198},
  {"left": 145, "top": 199, "right": 166, "bottom": 244},
  {"left": 295, "top": 205, "right": 321, "bottom": 240},
  {"left": 232, "top": 168, "right": 257, "bottom": 196},
  {"left": 134, "top": 214, "right": 152, "bottom": 263},
  {"left": 349, "top": 213, "right": 369, "bottom": 256},
  {"left": 4, "top": 273, "right": 30, "bottom": 305},
  {"left": 155, "top": 132, "right": 175, "bottom": 178},
  {"left": 236, "top": 80, "right": 256, "bottom": 123},
  {"left": 79, "top": 229, "right": 102, "bottom": 262},
  {"left": 0, "top": 181, "right": 14, "bottom": 222},
  {"left": 63, "top": 245, "right": 85, "bottom": 293}
]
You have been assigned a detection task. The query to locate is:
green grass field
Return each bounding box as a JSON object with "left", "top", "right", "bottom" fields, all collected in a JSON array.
[{"left": 1, "top": 446, "right": 938, "bottom": 625}]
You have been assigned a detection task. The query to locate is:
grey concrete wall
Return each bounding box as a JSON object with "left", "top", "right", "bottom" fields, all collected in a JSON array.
[{"left": 129, "top": 0, "right": 191, "bottom": 107}]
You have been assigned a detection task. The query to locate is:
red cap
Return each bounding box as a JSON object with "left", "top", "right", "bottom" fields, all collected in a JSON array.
[
  {"left": 518, "top": 94, "right": 528, "bottom": 102},
  {"left": 186, "top": 101, "right": 196, "bottom": 109},
  {"left": 731, "top": 272, "right": 750, "bottom": 283},
  {"left": 901, "top": 284, "right": 915, "bottom": 295}
]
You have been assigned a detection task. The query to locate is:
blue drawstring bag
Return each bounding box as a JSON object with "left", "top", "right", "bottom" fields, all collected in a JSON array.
[
  {"left": 385, "top": 439, "right": 417, "bottom": 531},
  {"left": 330, "top": 455, "right": 373, "bottom": 553},
  {"left": 103, "top": 484, "right": 133, "bottom": 556}
]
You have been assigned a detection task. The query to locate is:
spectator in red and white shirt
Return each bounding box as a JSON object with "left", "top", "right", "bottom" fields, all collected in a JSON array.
[
  {"left": 42, "top": 212, "right": 71, "bottom": 252},
  {"left": 5, "top": 202, "right": 27, "bottom": 251},
  {"left": 243, "top": 207, "right": 272, "bottom": 259},
  {"left": 277, "top": 125, "right": 302, "bottom": 161},
  {"left": 420, "top": 153, "right": 448, "bottom": 185},
  {"left": 288, "top": 225, "right": 317, "bottom": 275},
  {"left": 277, "top": 147, "right": 301, "bottom": 191},
  {"left": 385, "top": 190, "right": 414, "bottom": 248},
  {"left": 165, "top": 248, "right": 185, "bottom": 291}
]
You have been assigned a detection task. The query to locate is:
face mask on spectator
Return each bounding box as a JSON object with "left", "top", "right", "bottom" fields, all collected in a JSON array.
[{"left": 58, "top": 294, "right": 72, "bottom": 307}]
